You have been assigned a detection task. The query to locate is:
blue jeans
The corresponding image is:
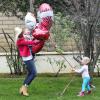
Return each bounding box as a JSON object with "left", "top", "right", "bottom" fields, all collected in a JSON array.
[
  {"left": 23, "top": 58, "right": 37, "bottom": 86},
  {"left": 82, "top": 77, "right": 91, "bottom": 92}
]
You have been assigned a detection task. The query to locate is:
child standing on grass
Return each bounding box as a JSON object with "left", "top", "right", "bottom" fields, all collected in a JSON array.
[{"left": 72, "top": 57, "right": 91, "bottom": 96}]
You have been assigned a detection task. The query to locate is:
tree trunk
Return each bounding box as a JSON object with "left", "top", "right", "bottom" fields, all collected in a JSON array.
[{"left": 29, "top": 0, "right": 34, "bottom": 13}]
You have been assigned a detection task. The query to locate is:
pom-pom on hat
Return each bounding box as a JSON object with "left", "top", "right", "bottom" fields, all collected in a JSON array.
[
  {"left": 38, "top": 3, "right": 52, "bottom": 12},
  {"left": 25, "top": 12, "right": 36, "bottom": 30},
  {"left": 37, "top": 3, "right": 53, "bottom": 22}
]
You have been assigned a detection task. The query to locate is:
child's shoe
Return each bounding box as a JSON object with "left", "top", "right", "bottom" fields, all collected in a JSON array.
[
  {"left": 77, "top": 91, "right": 85, "bottom": 96},
  {"left": 87, "top": 90, "right": 91, "bottom": 94}
]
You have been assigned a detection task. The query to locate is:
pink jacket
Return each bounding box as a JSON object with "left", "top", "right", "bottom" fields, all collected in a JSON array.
[{"left": 16, "top": 37, "right": 40, "bottom": 57}]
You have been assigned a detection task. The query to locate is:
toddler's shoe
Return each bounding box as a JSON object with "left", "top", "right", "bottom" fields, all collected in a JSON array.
[
  {"left": 87, "top": 90, "right": 91, "bottom": 95},
  {"left": 77, "top": 91, "right": 85, "bottom": 96}
]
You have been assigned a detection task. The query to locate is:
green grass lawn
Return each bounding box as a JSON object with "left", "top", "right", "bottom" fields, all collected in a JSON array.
[{"left": 0, "top": 76, "right": 99, "bottom": 100}]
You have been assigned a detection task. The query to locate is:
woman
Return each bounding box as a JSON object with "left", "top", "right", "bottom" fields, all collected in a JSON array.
[{"left": 15, "top": 26, "right": 40, "bottom": 96}]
